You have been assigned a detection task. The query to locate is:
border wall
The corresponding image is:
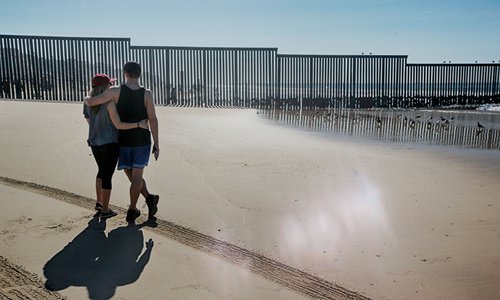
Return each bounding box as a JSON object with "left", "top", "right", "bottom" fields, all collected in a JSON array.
[{"left": 1, "top": 34, "right": 499, "bottom": 109}]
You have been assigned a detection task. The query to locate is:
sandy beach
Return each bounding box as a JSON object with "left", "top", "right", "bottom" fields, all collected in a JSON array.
[{"left": 1, "top": 100, "right": 500, "bottom": 299}]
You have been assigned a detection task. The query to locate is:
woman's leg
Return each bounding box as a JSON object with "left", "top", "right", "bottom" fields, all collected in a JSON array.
[
  {"left": 91, "top": 146, "right": 104, "bottom": 207},
  {"left": 95, "top": 178, "right": 103, "bottom": 205},
  {"left": 100, "top": 143, "right": 120, "bottom": 212},
  {"left": 101, "top": 189, "right": 111, "bottom": 212}
]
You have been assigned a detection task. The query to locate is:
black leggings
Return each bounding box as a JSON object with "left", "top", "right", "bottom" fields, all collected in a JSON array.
[{"left": 91, "top": 143, "right": 120, "bottom": 190}]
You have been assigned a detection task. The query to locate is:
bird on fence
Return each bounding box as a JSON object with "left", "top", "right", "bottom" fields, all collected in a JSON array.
[
  {"left": 427, "top": 121, "right": 432, "bottom": 130},
  {"left": 409, "top": 118, "right": 416, "bottom": 128},
  {"left": 415, "top": 115, "right": 421, "bottom": 119},
  {"left": 323, "top": 113, "right": 332, "bottom": 122},
  {"left": 376, "top": 117, "right": 382, "bottom": 127},
  {"left": 441, "top": 119, "right": 450, "bottom": 131},
  {"left": 476, "top": 122, "right": 484, "bottom": 136},
  {"left": 476, "top": 122, "right": 485, "bottom": 135}
]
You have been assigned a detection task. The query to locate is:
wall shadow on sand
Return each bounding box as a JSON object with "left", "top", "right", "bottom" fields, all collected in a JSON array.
[{"left": 43, "top": 216, "right": 154, "bottom": 300}]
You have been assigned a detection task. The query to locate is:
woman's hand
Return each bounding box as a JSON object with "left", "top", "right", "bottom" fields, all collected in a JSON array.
[{"left": 139, "top": 119, "right": 149, "bottom": 130}]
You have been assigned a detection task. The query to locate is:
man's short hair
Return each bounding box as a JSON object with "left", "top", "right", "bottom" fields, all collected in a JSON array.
[{"left": 123, "top": 61, "right": 141, "bottom": 78}]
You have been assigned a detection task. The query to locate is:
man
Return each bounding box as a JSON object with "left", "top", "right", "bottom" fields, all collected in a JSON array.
[
  {"left": 2, "top": 79, "right": 10, "bottom": 98},
  {"left": 85, "top": 62, "right": 160, "bottom": 222}
]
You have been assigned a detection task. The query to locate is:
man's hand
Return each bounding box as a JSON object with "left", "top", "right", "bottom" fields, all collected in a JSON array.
[{"left": 152, "top": 144, "right": 160, "bottom": 161}]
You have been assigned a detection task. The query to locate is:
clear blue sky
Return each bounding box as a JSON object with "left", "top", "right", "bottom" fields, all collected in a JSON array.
[{"left": 1, "top": 0, "right": 499, "bottom": 63}]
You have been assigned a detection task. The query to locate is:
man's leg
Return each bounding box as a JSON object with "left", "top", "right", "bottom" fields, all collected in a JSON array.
[
  {"left": 121, "top": 145, "right": 159, "bottom": 220},
  {"left": 128, "top": 167, "right": 144, "bottom": 211},
  {"left": 124, "top": 169, "right": 150, "bottom": 199},
  {"left": 124, "top": 168, "right": 159, "bottom": 217}
]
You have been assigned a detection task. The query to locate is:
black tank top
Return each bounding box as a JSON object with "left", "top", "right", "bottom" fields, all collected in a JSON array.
[{"left": 116, "top": 84, "right": 151, "bottom": 146}]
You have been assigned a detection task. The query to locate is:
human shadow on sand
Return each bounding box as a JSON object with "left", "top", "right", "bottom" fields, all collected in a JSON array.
[{"left": 43, "top": 215, "right": 154, "bottom": 300}]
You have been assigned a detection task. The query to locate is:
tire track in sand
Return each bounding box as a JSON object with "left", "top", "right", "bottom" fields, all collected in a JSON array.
[
  {"left": 0, "top": 176, "right": 371, "bottom": 300},
  {"left": 0, "top": 256, "right": 64, "bottom": 300}
]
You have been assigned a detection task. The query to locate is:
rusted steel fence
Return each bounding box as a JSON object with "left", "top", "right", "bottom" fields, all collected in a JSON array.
[
  {"left": 276, "top": 55, "right": 408, "bottom": 109},
  {"left": 1, "top": 34, "right": 499, "bottom": 108},
  {"left": 404, "top": 63, "right": 500, "bottom": 107},
  {"left": 130, "top": 46, "right": 276, "bottom": 107},
  {"left": 0, "top": 34, "right": 130, "bottom": 101}
]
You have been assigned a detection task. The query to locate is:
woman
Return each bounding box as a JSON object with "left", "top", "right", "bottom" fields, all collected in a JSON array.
[{"left": 84, "top": 74, "right": 149, "bottom": 219}]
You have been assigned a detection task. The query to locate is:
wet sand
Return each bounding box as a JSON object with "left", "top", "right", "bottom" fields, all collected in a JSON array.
[
  {"left": 260, "top": 108, "right": 500, "bottom": 149},
  {"left": 1, "top": 100, "right": 500, "bottom": 299}
]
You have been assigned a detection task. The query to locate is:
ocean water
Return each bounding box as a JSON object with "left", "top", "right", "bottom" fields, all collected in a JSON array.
[{"left": 477, "top": 104, "right": 500, "bottom": 112}]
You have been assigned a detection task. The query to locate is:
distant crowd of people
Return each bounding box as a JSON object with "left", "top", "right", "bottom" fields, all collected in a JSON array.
[
  {"left": 0, "top": 77, "right": 54, "bottom": 100},
  {"left": 0, "top": 79, "right": 25, "bottom": 99}
]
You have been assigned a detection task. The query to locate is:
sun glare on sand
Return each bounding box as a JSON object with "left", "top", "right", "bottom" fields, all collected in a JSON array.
[{"left": 280, "top": 169, "right": 391, "bottom": 260}]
